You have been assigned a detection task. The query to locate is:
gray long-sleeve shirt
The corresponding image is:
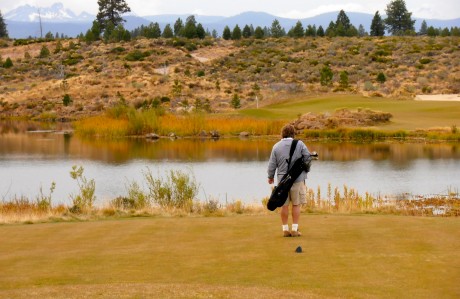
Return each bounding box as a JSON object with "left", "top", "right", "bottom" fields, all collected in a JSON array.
[{"left": 267, "top": 138, "right": 311, "bottom": 183}]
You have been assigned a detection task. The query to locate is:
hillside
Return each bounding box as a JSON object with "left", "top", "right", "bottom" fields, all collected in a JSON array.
[{"left": 0, "top": 36, "right": 459, "bottom": 121}]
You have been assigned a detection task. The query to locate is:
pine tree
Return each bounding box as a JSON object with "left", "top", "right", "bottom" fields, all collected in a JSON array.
[
  {"left": 0, "top": 10, "right": 8, "bottom": 38},
  {"left": 370, "top": 11, "right": 385, "bottom": 36},
  {"left": 305, "top": 25, "right": 316, "bottom": 37},
  {"left": 196, "top": 23, "right": 206, "bottom": 39},
  {"left": 222, "top": 26, "right": 231, "bottom": 40},
  {"left": 384, "top": 0, "right": 415, "bottom": 35},
  {"left": 316, "top": 26, "right": 325, "bottom": 37},
  {"left": 254, "top": 26, "right": 264, "bottom": 39},
  {"left": 325, "top": 21, "right": 336, "bottom": 37},
  {"left": 358, "top": 24, "right": 367, "bottom": 37},
  {"left": 162, "top": 24, "right": 174, "bottom": 38},
  {"left": 183, "top": 15, "right": 197, "bottom": 38},
  {"left": 270, "top": 19, "right": 285, "bottom": 38},
  {"left": 291, "top": 21, "right": 304, "bottom": 38},
  {"left": 335, "top": 10, "right": 352, "bottom": 36},
  {"left": 96, "top": 0, "right": 131, "bottom": 32},
  {"left": 232, "top": 25, "right": 242, "bottom": 40},
  {"left": 419, "top": 20, "right": 428, "bottom": 35},
  {"left": 242, "top": 25, "right": 252, "bottom": 38},
  {"left": 174, "top": 18, "right": 184, "bottom": 37}
]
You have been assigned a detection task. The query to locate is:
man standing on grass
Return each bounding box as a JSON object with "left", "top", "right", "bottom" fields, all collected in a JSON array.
[{"left": 267, "top": 124, "right": 311, "bottom": 237}]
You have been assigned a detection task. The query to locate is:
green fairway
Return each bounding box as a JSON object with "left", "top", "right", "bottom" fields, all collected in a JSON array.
[
  {"left": 240, "top": 95, "right": 460, "bottom": 130},
  {"left": 1, "top": 215, "right": 459, "bottom": 298}
]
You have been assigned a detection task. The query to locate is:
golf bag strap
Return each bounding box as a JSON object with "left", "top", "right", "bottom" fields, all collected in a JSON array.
[{"left": 286, "top": 139, "right": 299, "bottom": 169}]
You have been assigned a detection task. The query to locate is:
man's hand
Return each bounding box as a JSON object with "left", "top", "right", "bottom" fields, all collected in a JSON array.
[{"left": 268, "top": 178, "right": 274, "bottom": 184}]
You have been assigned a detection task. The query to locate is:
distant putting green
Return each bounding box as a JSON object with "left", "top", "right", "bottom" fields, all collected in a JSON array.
[
  {"left": 240, "top": 95, "right": 460, "bottom": 130},
  {"left": 0, "top": 214, "right": 459, "bottom": 298}
]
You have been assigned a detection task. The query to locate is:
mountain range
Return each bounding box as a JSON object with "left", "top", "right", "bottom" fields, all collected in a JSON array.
[{"left": 3, "top": 2, "right": 460, "bottom": 38}]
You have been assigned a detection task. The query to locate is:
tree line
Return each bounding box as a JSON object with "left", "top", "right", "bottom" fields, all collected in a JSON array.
[{"left": 1, "top": 0, "right": 459, "bottom": 42}]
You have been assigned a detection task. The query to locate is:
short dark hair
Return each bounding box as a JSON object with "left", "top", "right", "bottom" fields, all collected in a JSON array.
[{"left": 281, "top": 124, "right": 295, "bottom": 138}]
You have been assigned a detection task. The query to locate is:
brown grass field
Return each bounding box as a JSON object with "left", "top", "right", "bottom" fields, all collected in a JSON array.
[{"left": 1, "top": 214, "right": 459, "bottom": 298}]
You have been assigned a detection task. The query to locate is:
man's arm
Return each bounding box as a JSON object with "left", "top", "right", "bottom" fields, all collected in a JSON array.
[{"left": 267, "top": 147, "right": 277, "bottom": 184}]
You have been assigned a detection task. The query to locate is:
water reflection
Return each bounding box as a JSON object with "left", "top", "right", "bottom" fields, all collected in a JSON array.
[{"left": 1, "top": 121, "right": 459, "bottom": 203}]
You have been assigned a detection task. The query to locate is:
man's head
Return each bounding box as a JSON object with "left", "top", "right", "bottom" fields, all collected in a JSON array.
[{"left": 281, "top": 124, "right": 295, "bottom": 138}]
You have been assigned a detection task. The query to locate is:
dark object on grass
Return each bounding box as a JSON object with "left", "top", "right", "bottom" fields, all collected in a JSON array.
[{"left": 295, "top": 246, "right": 302, "bottom": 253}]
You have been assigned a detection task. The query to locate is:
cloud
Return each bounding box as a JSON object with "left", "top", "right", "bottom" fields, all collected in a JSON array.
[
  {"left": 279, "top": 3, "right": 367, "bottom": 19},
  {"left": 412, "top": 4, "right": 439, "bottom": 19}
]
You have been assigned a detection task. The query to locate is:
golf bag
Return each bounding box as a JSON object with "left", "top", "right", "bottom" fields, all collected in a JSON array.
[{"left": 267, "top": 140, "right": 313, "bottom": 211}]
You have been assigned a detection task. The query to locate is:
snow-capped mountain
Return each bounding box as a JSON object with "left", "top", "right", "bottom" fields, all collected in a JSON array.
[{"left": 4, "top": 2, "right": 94, "bottom": 23}]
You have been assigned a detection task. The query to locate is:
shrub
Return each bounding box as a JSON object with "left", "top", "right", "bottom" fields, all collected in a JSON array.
[
  {"left": 364, "top": 81, "right": 376, "bottom": 91},
  {"left": 3, "top": 57, "right": 13, "bottom": 68},
  {"left": 39, "top": 45, "right": 50, "bottom": 58},
  {"left": 69, "top": 165, "right": 96, "bottom": 213},
  {"left": 376, "top": 72, "right": 386, "bottom": 83},
  {"left": 419, "top": 58, "right": 432, "bottom": 64},
  {"left": 36, "top": 182, "right": 56, "bottom": 211},
  {"left": 125, "top": 50, "right": 146, "bottom": 61},
  {"left": 144, "top": 168, "right": 198, "bottom": 211},
  {"left": 231, "top": 94, "right": 241, "bottom": 109},
  {"left": 123, "top": 181, "right": 148, "bottom": 209},
  {"left": 62, "top": 94, "right": 72, "bottom": 106},
  {"left": 320, "top": 64, "right": 333, "bottom": 86}
]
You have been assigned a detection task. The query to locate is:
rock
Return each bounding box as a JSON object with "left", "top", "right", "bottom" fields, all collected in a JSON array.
[
  {"left": 145, "top": 133, "right": 160, "bottom": 139},
  {"left": 169, "top": 133, "right": 177, "bottom": 139},
  {"left": 198, "top": 130, "right": 207, "bottom": 137},
  {"left": 239, "top": 131, "right": 250, "bottom": 138},
  {"left": 210, "top": 130, "right": 220, "bottom": 138}
]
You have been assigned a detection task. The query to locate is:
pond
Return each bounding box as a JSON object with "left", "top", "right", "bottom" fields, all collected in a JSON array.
[{"left": 1, "top": 121, "right": 459, "bottom": 206}]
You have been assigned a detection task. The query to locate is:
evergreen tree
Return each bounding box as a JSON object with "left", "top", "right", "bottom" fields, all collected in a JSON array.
[
  {"left": 441, "top": 27, "right": 450, "bottom": 37},
  {"left": 316, "top": 25, "right": 325, "bottom": 37},
  {"left": 305, "top": 25, "right": 316, "bottom": 37},
  {"left": 451, "top": 27, "right": 460, "bottom": 37},
  {"left": 339, "top": 71, "right": 349, "bottom": 88},
  {"left": 232, "top": 25, "right": 242, "bottom": 40},
  {"left": 320, "top": 64, "right": 333, "bottom": 86},
  {"left": 0, "top": 10, "right": 8, "bottom": 38},
  {"left": 325, "top": 21, "right": 336, "bottom": 37},
  {"left": 196, "top": 23, "right": 206, "bottom": 39},
  {"left": 358, "top": 24, "right": 367, "bottom": 37},
  {"left": 384, "top": 0, "right": 415, "bottom": 35},
  {"left": 254, "top": 26, "right": 264, "bottom": 39},
  {"left": 291, "top": 21, "right": 304, "bottom": 38},
  {"left": 174, "top": 18, "right": 184, "bottom": 37},
  {"left": 96, "top": 0, "right": 131, "bottom": 32},
  {"left": 103, "top": 21, "right": 115, "bottom": 41},
  {"left": 3, "top": 57, "right": 13, "bottom": 68},
  {"left": 370, "top": 11, "right": 385, "bottom": 36},
  {"left": 183, "top": 15, "right": 197, "bottom": 38},
  {"left": 162, "top": 24, "right": 174, "bottom": 38},
  {"left": 211, "top": 29, "right": 218, "bottom": 38},
  {"left": 242, "top": 25, "right": 252, "bottom": 38},
  {"left": 270, "top": 19, "right": 285, "bottom": 38},
  {"left": 90, "top": 20, "right": 102, "bottom": 40},
  {"left": 143, "top": 22, "right": 161, "bottom": 38},
  {"left": 231, "top": 94, "right": 241, "bottom": 109},
  {"left": 222, "top": 26, "right": 231, "bottom": 40},
  {"left": 419, "top": 20, "right": 428, "bottom": 35},
  {"left": 426, "top": 26, "right": 438, "bottom": 37},
  {"left": 335, "top": 10, "right": 352, "bottom": 35}
]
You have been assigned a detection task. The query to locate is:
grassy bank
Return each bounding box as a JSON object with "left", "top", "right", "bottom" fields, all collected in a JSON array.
[
  {"left": 241, "top": 95, "right": 460, "bottom": 131},
  {"left": 74, "top": 111, "right": 285, "bottom": 138},
  {"left": 72, "top": 95, "right": 460, "bottom": 141},
  {"left": 0, "top": 214, "right": 459, "bottom": 298}
]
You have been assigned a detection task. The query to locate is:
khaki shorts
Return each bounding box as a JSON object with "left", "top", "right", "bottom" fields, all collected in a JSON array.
[{"left": 283, "top": 181, "right": 307, "bottom": 206}]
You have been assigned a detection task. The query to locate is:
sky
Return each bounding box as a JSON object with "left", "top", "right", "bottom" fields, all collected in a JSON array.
[{"left": 1, "top": 0, "right": 460, "bottom": 20}]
